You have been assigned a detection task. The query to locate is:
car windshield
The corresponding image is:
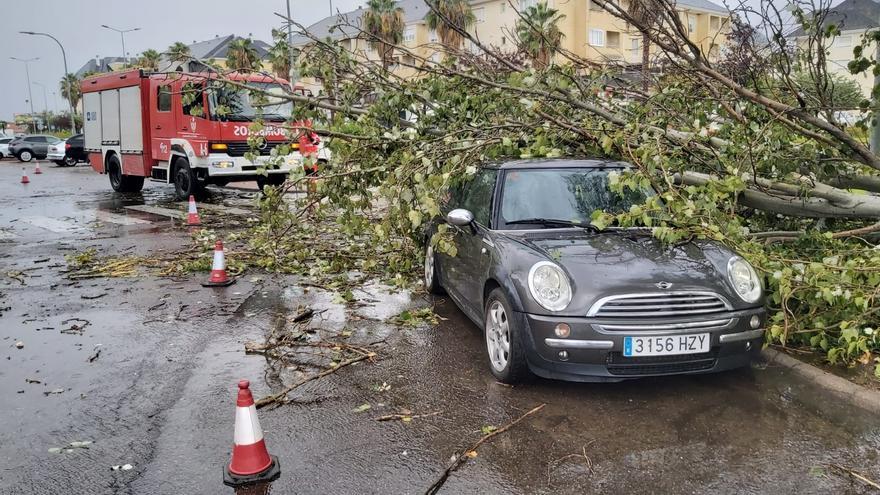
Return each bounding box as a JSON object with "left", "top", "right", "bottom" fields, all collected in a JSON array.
[
  {"left": 499, "top": 168, "right": 654, "bottom": 228},
  {"left": 207, "top": 82, "right": 292, "bottom": 122},
  {"left": 47, "top": 137, "right": 61, "bottom": 144}
]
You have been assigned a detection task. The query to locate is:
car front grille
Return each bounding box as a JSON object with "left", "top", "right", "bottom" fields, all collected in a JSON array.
[
  {"left": 223, "top": 141, "right": 297, "bottom": 157},
  {"left": 588, "top": 292, "right": 730, "bottom": 318},
  {"left": 606, "top": 349, "right": 718, "bottom": 375}
]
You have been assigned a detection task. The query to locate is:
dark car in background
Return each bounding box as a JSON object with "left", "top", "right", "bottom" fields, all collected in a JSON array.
[
  {"left": 59, "top": 133, "right": 87, "bottom": 166},
  {"left": 8, "top": 134, "right": 63, "bottom": 162},
  {"left": 423, "top": 159, "right": 766, "bottom": 383}
]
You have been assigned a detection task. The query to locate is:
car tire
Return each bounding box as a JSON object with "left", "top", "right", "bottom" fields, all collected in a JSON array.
[
  {"left": 423, "top": 242, "right": 444, "bottom": 295},
  {"left": 64, "top": 156, "right": 78, "bottom": 167},
  {"left": 18, "top": 150, "right": 33, "bottom": 162},
  {"left": 54, "top": 160, "right": 66, "bottom": 167},
  {"left": 484, "top": 288, "right": 530, "bottom": 384},
  {"left": 107, "top": 154, "right": 144, "bottom": 193},
  {"left": 172, "top": 157, "right": 204, "bottom": 201}
]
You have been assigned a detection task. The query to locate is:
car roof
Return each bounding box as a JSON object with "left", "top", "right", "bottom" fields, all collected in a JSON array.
[{"left": 482, "top": 158, "right": 631, "bottom": 170}]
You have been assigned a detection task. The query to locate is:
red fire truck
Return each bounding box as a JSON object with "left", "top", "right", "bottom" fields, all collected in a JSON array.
[{"left": 81, "top": 69, "right": 327, "bottom": 199}]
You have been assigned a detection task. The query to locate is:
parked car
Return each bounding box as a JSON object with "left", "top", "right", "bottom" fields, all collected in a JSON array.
[
  {"left": 60, "top": 133, "right": 88, "bottom": 166},
  {"left": 47, "top": 139, "right": 67, "bottom": 165},
  {"left": 0, "top": 137, "right": 13, "bottom": 159},
  {"left": 424, "top": 158, "right": 765, "bottom": 383},
  {"left": 8, "top": 134, "right": 63, "bottom": 162}
]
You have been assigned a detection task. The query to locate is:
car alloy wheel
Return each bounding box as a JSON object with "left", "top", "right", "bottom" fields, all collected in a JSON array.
[
  {"left": 64, "top": 156, "right": 77, "bottom": 166},
  {"left": 424, "top": 244, "right": 435, "bottom": 287},
  {"left": 486, "top": 300, "right": 511, "bottom": 372},
  {"left": 19, "top": 150, "right": 32, "bottom": 162}
]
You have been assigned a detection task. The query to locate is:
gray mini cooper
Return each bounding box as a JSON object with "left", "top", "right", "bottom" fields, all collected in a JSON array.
[{"left": 424, "top": 159, "right": 765, "bottom": 383}]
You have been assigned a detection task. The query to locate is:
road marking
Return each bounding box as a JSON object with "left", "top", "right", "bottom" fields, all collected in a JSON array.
[
  {"left": 93, "top": 210, "right": 152, "bottom": 225},
  {"left": 21, "top": 216, "right": 88, "bottom": 234},
  {"left": 187, "top": 203, "right": 252, "bottom": 216},
  {"left": 124, "top": 205, "right": 185, "bottom": 220}
]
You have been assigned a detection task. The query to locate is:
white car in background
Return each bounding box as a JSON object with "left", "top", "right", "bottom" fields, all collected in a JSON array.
[
  {"left": 47, "top": 139, "right": 67, "bottom": 164},
  {"left": 0, "top": 137, "right": 13, "bottom": 159}
]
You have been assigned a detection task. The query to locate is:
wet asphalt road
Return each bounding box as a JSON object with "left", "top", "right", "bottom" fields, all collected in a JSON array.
[{"left": 0, "top": 160, "right": 879, "bottom": 494}]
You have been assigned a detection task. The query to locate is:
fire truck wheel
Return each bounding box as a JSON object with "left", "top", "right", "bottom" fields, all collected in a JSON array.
[
  {"left": 256, "top": 174, "right": 286, "bottom": 191},
  {"left": 107, "top": 154, "right": 144, "bottom": 193},
  {"left": 172, "top": 158, "right": 204, "bottom": 200}
]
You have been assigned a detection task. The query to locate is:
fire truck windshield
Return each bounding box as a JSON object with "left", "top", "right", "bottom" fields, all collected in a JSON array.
[{"left": 207, "top": 82, "right": 292, "bottom": 122}]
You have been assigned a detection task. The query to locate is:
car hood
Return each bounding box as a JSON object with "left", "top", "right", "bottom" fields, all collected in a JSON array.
[{"left": 495, "top": 229, "right": 752, "bottom": 314}]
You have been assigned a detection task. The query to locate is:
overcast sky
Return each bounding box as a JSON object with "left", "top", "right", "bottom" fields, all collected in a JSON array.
[{"left": 0, "top": 0, "right": 362, "bottom": 121}]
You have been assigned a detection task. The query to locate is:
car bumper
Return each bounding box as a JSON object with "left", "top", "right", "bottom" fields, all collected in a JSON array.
[
  {"left": 47, "top": 151, "right": 65, "bottom": 160},
  {"left": 199, "top": 153, "right": 304, "bottom": 177},
  {"left": 517, "top": 308, "right": 765, "bottom": 382}
]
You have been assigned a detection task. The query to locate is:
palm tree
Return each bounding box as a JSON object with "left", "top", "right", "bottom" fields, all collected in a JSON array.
[
  {"left": 627, "top": 0, "right": 660, "bottom": 90},
  {"left": 138, "top": 49, "right": 161, "bottom": 71},
  {"left": 268, "top": 29, "right": 291, "bottom": 78},
  {"left": 226, "top": 38, "right": 263, "bottom": 71},
  {"left": 425, "top": 0, "right": 476, "bottom": 53},
  {"left": 59, "top": 73, "right": 81, "bottom": 113},
  {"left": 515, "top": 2, "right": 565, "bottom": 70},
  {"left": 166, "top": 42, "right": 192, "bottom": 63},
  {"left": 362, "top": 0, "right": 405, "bottom": 71}
]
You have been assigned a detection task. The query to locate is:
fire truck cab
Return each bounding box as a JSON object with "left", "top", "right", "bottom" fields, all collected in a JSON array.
[{"left": 81, "top": 69, "right": 327, "bottom": 199}]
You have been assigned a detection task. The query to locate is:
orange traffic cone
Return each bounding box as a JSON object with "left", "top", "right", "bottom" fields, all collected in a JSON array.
[
  {"left": 202, "top": 240, "right": 235, "bottom": 287},
  {"left": 21, "top": 167, "right": 30, "bottom": 184},
  {"left": 187, "top": 195, "right": 201, "bottom": 226},
  {"left": 223, "top": 380, "right": 280, "bottom": 487},
  {"left": 34, "top": 161, "right": 42, "bottom": 175}
]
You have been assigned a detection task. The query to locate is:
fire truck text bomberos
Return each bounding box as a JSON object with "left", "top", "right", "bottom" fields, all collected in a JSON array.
[{"left": 80, "top": 69, "right": 327, "bottom": 199}]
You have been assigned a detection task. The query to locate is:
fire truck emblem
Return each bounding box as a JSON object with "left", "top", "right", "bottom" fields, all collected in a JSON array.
[
  {"left": 159, "top": 142, "right": 168, "bottom": 154},
  {"left": 189, "top": 117, "right": 197, "bottom": 133}
]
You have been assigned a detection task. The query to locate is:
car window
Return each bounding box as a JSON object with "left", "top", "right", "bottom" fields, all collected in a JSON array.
[
  {"left": 460, "top": 168, "right": 498, "bottom": 227},
  {"left": 25, "top": 136, "right": 42, "bottom": 142},
  {"left": 499, "top": 168, "right": 654, "bottom": 228},
  {"left": 47, "top": 137, "right": 61, "bottom": 144},
  {"left": 0, "top": 138, "right": 11, "bottom": 144}
]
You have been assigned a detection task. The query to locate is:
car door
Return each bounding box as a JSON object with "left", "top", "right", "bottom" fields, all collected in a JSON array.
[
  {"left": 27, "top": 136, "right": 48, "bottom": 156},
  {"left": 447, "top": 168, "right": 499, "bottom": 318}
]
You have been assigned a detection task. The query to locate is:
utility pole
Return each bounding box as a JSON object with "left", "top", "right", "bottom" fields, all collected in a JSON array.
[
  {"left": 33, "top": 81, "right": 49, "bottom": 114},
  {"left": 20, "top": 31, "right": 78, "bottom": 133},
  {"left": 101, "top": 25, "right": 140, "bottom": 64},
  {"left": 286, "top": 0, "right": 299, "bottom": 90},
  {"left": 11, "top": 56, "right": 39, "bottom": 133}
]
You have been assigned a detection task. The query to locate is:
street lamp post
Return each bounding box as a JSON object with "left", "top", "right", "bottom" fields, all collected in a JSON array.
[
  {"left": 100, "top": 25, "right": 140, "bottom": 65},
  {"left": 20, "top": 31, "right": 77, "bottom": 134},
  {"left": 10, "top": 56, "right": 39, "bottom": 133}
]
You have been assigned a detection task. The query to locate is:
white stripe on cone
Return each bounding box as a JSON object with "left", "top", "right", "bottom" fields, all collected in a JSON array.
[
  {"left": 188, "top": 197, "right": 198, "bottom": 214},
  {"left": 212, "top": 248, "right": 225, "bottom": 271},
  {"left": 234, "top": 404, "right": 265, "bottom": 445}
]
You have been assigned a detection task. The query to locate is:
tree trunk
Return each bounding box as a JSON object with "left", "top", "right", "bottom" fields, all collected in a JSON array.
[{"left": 641, "top": 33, "right": 650, "bottom": 91}]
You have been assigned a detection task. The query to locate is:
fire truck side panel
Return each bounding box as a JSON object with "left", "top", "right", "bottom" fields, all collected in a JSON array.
[
  {"left": 83, "top": 91, "right": 103, "bottom": 172},
  {"left": 100, "top": 90, "right": 120, "bottom": 146}
]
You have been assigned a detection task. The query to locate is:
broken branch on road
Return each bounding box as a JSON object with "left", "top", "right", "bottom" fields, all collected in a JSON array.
[
  {"left": 425, "top": 403, "right": 546, "bottom": 495},
  {"left": 255, "top": 352, "right": 376, "bottom": 409}
]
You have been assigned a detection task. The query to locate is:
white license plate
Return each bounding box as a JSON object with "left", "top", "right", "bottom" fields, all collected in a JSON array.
[{"left": 623, "top": 333, "right": 709, "bottom": 357}]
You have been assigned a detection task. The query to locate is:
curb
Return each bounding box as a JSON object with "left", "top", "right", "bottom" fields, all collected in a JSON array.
[{"left": 762, "top": 348, "right": 880, "bottom": 414}]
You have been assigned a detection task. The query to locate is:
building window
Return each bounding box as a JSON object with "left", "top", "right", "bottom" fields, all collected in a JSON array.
[
  {"left": 589, "top": 28, "right": 605, "bottom": 47},
  {"left": 630, "top": 37, "right": 640, "bottom": 53},
  {"left": 710, "top": 15, "right": 720, "bottom": 31},
  {"left": 688, "top": 14, "right": 697, "bottom": 34},
  {"left": 519, "top": 0, "right": 537, "bottom": 10},
  {"left": 607, "top": 30, "right": 620, "bottom": 48},
  {"left": 501, "top": 2, "right": 506, "bottom": 12},
  {"left": 502, "top": 36, "right": 506, "bottom": 45},
  {"left": 403, "top": 26, "right": 416, "bottom": 43},
  {"left": 835, "top": 35, "right": 852, "bottom": 48},
  {"left": 429, "top": 29, "right": 438, "bottom": 43},
  {"left": 474, "top": 7, "right": 485, "bottom": 23}
]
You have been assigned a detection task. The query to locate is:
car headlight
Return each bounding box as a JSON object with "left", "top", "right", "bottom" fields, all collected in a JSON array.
[
  {"left": 727, "top": 256, "right": 761, "bottom": 303},
  {"left": 528, "top": 261, "right": 572, "bottom": 311}
]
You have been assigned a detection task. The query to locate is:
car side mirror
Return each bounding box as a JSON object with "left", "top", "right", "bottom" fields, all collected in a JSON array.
[{"left": 446, "top": 209, "right": 475, "bottom": 228}]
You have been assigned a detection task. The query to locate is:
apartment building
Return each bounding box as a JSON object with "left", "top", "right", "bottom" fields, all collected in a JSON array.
[
  {"left": 293, "top": 0, "right": 730, "bottom": 72},
  {"left": 788, "top": 0, "right": 877, "bottom": 97}
]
